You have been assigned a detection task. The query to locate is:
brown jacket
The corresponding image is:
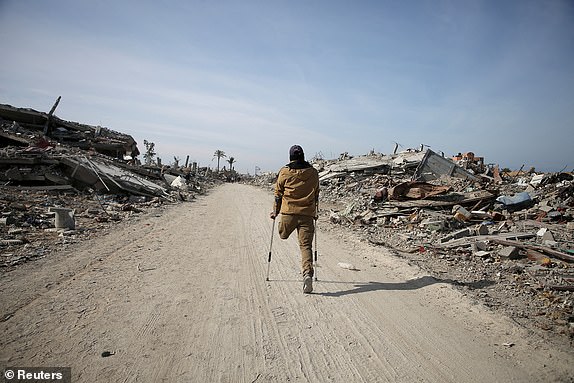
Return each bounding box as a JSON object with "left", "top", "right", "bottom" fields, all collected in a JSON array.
[{"left": 273, "top": 161, "right": 319, "bottom": 217}]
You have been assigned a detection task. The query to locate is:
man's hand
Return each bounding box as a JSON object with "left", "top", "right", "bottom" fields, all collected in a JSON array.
[{"left": 270, "top": 212, "right": 277, "bottom": 220}]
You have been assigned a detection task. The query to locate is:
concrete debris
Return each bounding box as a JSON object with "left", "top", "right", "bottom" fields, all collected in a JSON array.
[
  {"left": 0, "top": 103, "right": 139, "bottom": 159},
  {"left": 250, "top": 147, "right": 574, "bottom": 343},
  {"left": 337, "top": 262, "right": 359, "bottom": 271},
  {"left": 415, "top": 149, "right": 480, "bottom": 182},
  {"left": 1, "top": 101, "right": 222, "bottom": 269},
  {"left": 49, "top": 207, "right": 75, "bottom": 229},
  {"left": 498, "top": 246, "right": 521, "bottom": 260},
  {"left": 452, "top": 205, "right": 472, "bottom": 222}
]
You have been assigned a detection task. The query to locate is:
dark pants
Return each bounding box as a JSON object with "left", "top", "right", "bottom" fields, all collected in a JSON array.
[{"left": 278, "top": 214, "right": 315, "bottom": 277}]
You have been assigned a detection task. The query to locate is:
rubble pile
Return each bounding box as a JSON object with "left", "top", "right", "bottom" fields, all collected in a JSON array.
[
  {"left": 252, "top": 148, "right": 574, "bottom": 344},
  {"left": 1, "top": 102, "right": 220, "bottom": 269},
  {"left": 0, "top": 188, "right": 165, "bottom": 268},
  {"left": 242, "top": 172, "right": 279, "bottom": 190}
]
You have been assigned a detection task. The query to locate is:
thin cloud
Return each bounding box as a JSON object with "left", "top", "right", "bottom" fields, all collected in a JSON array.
[{"left": 1, "top": 0, "right": 573, "bottom": 173}]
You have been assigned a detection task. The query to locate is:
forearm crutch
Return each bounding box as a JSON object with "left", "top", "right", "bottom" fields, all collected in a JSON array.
[
  {"left": 314, "top": 203, "right": 319, "bottom": 282},
  {"left": 266, "top": 218, "right": 276, "bottom": 281}
]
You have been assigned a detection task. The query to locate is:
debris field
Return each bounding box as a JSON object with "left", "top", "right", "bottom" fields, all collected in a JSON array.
[
  {"left": 2, "top": 100, "right": 573, "bottom": 351},
  {"left": 252, "top": 148, "right": 574, "bottom": 349},
  {"left": 0, "top": 102, "right": 219, "bottom": 271}
]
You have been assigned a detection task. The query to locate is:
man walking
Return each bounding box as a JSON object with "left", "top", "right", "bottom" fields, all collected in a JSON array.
[{"left": 270, "top": 145, "right": 319, "bottom": 293}]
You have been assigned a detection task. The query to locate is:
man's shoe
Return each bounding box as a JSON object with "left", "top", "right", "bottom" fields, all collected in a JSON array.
[{"left": 303, "top": 275, "right": 313, "bottom": 294}]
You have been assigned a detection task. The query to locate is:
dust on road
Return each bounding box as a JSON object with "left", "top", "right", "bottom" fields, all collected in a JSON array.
[{"left": 1, "top": 183, "right": 572, "bottom": 382}]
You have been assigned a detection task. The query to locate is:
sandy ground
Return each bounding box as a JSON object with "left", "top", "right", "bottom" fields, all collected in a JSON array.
[{"left": 1, "top": 183, "right": 573, "bottom": 382}]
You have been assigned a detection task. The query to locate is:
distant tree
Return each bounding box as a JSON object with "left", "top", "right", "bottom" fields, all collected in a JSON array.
[
  {"left": 143, "top": 140, "right": 156, "bottom": 165},
  {"left": 227, "top": 156, "right": 236, "bottom": 171},
  {"left": 213, "top": 150, "right": 226, "bottom": 172}
]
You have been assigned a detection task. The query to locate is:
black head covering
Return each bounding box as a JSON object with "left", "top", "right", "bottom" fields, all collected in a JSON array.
[{"left": 289, "top": 145, "right": 304, "bottom": 161}]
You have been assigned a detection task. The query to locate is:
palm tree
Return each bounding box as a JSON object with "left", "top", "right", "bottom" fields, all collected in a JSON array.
[
  {"left": 213, "top": 150, "right": 226, "bottom": 172},
  {"left": 227, "top": 156, "right": 236, "bottom": 171},
  {"left": 143, "top": 140, "right": 156, "bottom": 165}
]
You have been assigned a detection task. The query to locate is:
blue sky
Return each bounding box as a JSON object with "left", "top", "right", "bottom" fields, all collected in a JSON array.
[{"left": 1, "top": 0, "right": 573, "bottom": 174}]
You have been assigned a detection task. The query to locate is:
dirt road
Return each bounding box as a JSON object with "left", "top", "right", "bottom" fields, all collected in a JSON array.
[{"left": 1, "top": 183, "right": 572, "bottom": 382}]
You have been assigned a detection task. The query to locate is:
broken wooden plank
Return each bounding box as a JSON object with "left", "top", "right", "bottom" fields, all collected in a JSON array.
[
  {"left": 388, "top": 181, "right": 451, "bottom": 200},
  {"left": 384, "top": 189, "right": 496, "bottom": 209},
  {"left": 490, "top": 238, "right": 574, "bottom": 262},
  {"left": 434, "top": 232, "right": 536, "bottom": 249}
]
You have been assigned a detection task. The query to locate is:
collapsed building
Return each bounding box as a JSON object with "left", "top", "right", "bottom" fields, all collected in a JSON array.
[
  {"left": 1, "top": 99, "right": 138, "bottom": 156},
  {"left": 2, "top": 98, "right": 573, "bottom": 344},
  {"left": 0, "top": 101, "right": 163, "bottom": 194},
  {"left": 0, "top": 101, "right": 218, "bottom": 268},
  {"left": 0, "top": 101, "right": 218, "bottom": 196},
  {"left": 313, "top": 149, "right": 573, "bottom": 264}
]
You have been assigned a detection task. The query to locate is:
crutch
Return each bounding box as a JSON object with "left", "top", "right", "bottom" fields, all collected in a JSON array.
[
  {"left": 314, "top": 205, "right": 319, "bottom": 282},
  {"left": 266, "top": 218, "right": 276, "bottom": 281}
]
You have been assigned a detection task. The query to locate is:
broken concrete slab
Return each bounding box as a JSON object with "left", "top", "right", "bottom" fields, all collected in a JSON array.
[
  {"left": 498, "top": 246, "right": 522, "bottom": 260},
  {"left": 0, "top": 102, "right": 139, "bottom": 160},
  {"left": 474, "top": 250, "right": 492, "bottom": 258},
  {"left": 59, "top": 156, "right": 169, "bottom": 198},
  {"left": 420, "top": 218, "right": 445, "bottom": 232},
  {"left": 48, "top": 207, "right": 75, "bottom": 230},
  {"left": 323, "top": 155, "right": 391, "bottom": 174},
  {"left": 472, "top": 241, "right": 489, "bottom": 252},
  {"left": 477, "top": 224, "right": 490, "bottom": 236},
  {"left": 414, "top": 149, "right": 480, "bottom": 182}
]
